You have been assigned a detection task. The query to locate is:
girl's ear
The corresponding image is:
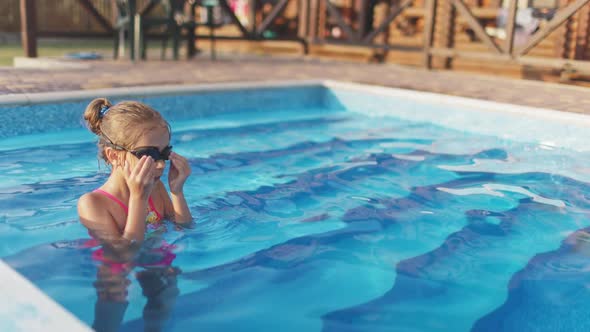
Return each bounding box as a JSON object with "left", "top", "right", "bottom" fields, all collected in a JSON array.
[{"left": 104, "top": 147, "right": 120, "bottom": 167}]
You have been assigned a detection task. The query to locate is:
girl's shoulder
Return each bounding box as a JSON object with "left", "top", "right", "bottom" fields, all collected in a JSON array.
[
  {"left": 78, "top": 190, "right": 127, "bottom": 220},
  {"left": 78, "top": 191, "right": 108, "bottom": 211}
]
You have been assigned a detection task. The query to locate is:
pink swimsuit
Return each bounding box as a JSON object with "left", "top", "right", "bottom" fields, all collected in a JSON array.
[
  {"left": 93, "top": 189, "right": 164, "bottom": 229},
  {"left": 88, "top": 189, "right": 176, "bottom": 272}
]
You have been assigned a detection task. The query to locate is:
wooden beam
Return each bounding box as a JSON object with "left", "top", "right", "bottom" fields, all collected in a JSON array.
[
  {"left": 423, "top": 0, "right": 436, "bottom": 68},
  {"left": 504, "top": 0, "right": 518, "bottom": 54},
  {"left": 518, "top": 55, "right": 590, "bottom": 72},
  {"left": 363, "top": 0, "right": 414, "bottom": 43},
  {"left": 325, "top": 0, "right": 357, "bottom": 41},
  {"left": 19, "top": 0, "right": 37, "bottom": 58},
  {"left": 139, "top": 0, "right": 159, "bottom": 16},
  {"left": 256, "top": 0, "right": 290, "bottom": 35},
  {"left": 313, "top": 38, "right": 423, "bottom": 50},
  {"left": 518, "top": 0, "right": 590, "bottom": 56},
  {"left": 38, "top": 31, "right": 112, "bottom": 38},
  {"left": 428, "top": 47, "right": 590, "bottom": 73},
  {"left": 451, "top": 0, "right": 502, "bottom": 53},
  {"left": 429, "top": 47, "right": 512, "bottom": 60},
  {"left": 76, "top": 0, "right": 114, "bottom": 32}
]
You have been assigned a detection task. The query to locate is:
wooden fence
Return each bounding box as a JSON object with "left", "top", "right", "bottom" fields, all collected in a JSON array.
[{"left": 9, "top": 0, "right": 590, "bottom": 74}]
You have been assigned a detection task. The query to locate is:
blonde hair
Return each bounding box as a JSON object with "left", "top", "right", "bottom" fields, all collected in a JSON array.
[{"left": 83, "top": 98, "right": 170, "bottom": 164}]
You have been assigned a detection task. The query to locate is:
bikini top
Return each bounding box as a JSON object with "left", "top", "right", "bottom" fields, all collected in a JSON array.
[{"left": 93, "top": 189, "right": 163, "bottom": 230}]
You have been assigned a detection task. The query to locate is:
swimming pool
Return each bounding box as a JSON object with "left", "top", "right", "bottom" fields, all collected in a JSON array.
[{"left": 1, "top": 80, "right": 590, "bottom": 331}]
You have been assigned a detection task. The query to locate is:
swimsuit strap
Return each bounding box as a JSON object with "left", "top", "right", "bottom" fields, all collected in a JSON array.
[
  {"left": 94, "top": 189, "right": 162, "bottom": 221},
  {"left": 148, "top": 196, "right": 163, "bottom": 221},
  {"left": 93, "top": 189, "right": 129, "bottom": 214}
]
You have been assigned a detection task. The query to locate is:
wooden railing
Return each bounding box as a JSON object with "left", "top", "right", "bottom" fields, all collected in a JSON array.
[{"left": 13, "top": 0, "right": 590, "bottom": 75}]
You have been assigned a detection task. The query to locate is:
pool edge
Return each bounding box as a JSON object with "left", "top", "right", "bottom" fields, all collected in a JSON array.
[
  {"left": 0, "top": 260, "right": 93, "bottom": 332},
  {"left": 321, "top": 80, "right": 590, "bottom": 125}
]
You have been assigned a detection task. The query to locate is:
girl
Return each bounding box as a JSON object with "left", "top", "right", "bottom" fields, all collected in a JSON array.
[{"left": 78, "top": 97, "right": 193, "bottom": 256}]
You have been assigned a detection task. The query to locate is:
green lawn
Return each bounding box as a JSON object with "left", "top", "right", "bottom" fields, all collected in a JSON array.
[{"left": 0, "top": 39, "right": 113, "bottom": 66}]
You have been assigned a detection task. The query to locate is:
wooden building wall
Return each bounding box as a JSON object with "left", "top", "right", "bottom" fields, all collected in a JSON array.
[{"left": 0, "top": 0, "right": 149, "bottom": 33}]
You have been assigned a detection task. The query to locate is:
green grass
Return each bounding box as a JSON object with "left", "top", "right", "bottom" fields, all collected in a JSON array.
[{"left": 0, "top": 39, "right": 113, "bottom": 66}]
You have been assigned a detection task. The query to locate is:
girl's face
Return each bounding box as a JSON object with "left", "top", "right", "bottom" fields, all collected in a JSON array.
[{"left": 124, "top": 125, "right": 170, "bottom": 180}]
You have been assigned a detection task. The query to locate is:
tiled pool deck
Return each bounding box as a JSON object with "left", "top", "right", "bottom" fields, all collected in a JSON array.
[{"left": 1, "top": 55, "right": 589, "bottom": 114}]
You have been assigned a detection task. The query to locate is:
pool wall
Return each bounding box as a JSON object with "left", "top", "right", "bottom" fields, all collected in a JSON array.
[{"left": 2, "top": 80, "right": 589, "bottom": 151}]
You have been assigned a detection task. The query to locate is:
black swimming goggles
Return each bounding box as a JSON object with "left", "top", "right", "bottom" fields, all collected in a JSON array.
[
  {"left": 102, "top": 133, "right": 172, "bottom": 161},
  {"left": 128, "top": 145, "right": 173, "bottom": 161}
]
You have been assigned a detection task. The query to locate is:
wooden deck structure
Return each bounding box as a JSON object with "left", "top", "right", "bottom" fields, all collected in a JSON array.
[{"left": 12, "top": 0, "right": 590, "bottom": 79}]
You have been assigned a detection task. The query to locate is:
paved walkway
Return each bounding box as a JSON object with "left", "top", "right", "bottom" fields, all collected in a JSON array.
[{"left": 1, "top": 55, "right": 589, "bottom": 114}]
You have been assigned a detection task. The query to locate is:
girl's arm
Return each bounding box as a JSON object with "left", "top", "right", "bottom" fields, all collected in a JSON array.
[
  {"left": 78, "top": 156, "right": 157, "bottom": 258},
  {"left": 171, "top": 191, "right": 192, "bottom": 224},
  {"left": 77, "top": 192, "right": 146, "bottom": 260},
  {"left": 160, "top": 181, "right": 192, "bottom": 225},
  {"left": 164, "top": 152, "right": 193, "bottom": 224}
]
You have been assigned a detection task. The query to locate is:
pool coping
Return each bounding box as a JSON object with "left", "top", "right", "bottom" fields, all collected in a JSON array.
[
  {"left": 1, "top": 79, "right": 589, "bottom": 331},
  {"left": 325, "top": 80, "right": 590, "bottom": 127},
  {"left": 0, "top": 260, "right": 92, "bottom": 332}
]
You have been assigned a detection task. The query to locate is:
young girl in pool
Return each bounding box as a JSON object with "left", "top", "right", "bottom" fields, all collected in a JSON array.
[
  {"left": 78, "top": 98, "right": 191, "bottom": 331},
  {"left": 78, "top": 97, "right": 192, "bottom": 255}
]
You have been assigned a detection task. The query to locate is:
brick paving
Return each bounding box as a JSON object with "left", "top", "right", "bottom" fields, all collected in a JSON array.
[{"left": 1, "top": 54, "right": 590, "bottom": 114}]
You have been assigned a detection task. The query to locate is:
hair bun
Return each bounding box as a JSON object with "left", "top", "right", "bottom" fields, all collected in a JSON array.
[{"left": 83, "top": 97, "right": 112, "bottom": 135}]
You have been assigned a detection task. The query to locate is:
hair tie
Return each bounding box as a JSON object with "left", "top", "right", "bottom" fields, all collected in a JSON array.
[{"left": 99, "top": 105, "right": 111, "bottom": 119}]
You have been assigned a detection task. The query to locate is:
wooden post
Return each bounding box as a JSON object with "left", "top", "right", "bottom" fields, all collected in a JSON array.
[
  {"left": 309, "top": 0, "right": 320, "bottom": 40},
  {"left": 19, "top": 0, "right": 37, "bottom": 58},
  {"left": 250, "top": 0, "right": 258, "bottom": 33},
  {"left": 318, "top": 0, "right": 326, "bottom": 40},
  {"left": 299, "top": 0, "right": 310, "bottom": 38},
  {"left": 574, "top": 3, "right": 590, "bottom": 59},
  {"left": 423, "top": 0, "right": 436, "bottom": 68},
  {"left": 436, "top": 0, "right": 456, "bottom": 68},
  {"left": 358, "top": 0, "right": 369, "bottom": 39},
  {"left": 504, "top": 0, "right": 518, "bottom": 55}
]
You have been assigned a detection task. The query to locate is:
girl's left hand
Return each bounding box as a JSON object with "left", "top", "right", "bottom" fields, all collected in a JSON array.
[{"left": 168, "top": 152, "right": 191, "bottom": 194}]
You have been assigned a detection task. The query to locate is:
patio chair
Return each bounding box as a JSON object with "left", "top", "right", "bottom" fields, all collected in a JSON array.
[
  {"left": 112, "top": 0, "right": 163, "bottom": 60},
  {"left": 136, "top": 0, "right": 200, "bottom": 60},
  {"left": 137, "top": 0, "right": 227, "bottom": 60}
]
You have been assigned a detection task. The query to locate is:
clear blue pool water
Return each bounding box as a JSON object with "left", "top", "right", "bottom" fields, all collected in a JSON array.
[{"left": 1, "top": 85, "right": 590, "bottom": 331}]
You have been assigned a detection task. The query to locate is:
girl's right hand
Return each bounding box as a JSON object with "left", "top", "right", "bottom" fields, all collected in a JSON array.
[{"left": 123, "top": 155, "right": 157, "bottom": 200}]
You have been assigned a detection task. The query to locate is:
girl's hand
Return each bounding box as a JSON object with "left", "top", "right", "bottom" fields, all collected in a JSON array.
[
  {"left": 168, "top": 152, "right": 191, "bottom": 194},
  {"left": 123, "top": 155, "right": 157, "bottom": 200}
]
